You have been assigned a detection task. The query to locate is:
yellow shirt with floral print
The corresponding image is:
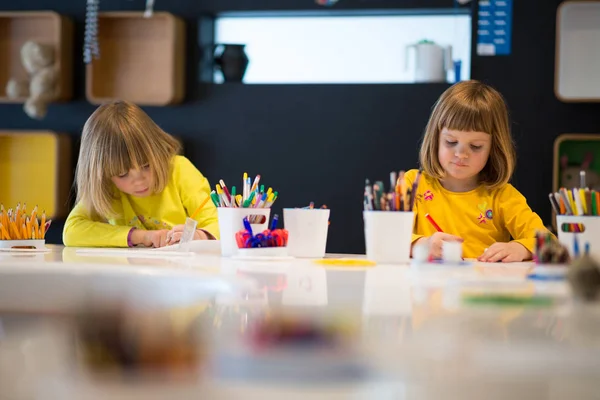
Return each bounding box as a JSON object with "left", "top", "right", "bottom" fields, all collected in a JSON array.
[
  {"left": 63, "top": 156, "right": 219, "bottom": 247},
  {"left": 405, "top": 169, "right": 548, "bottom": 259}
]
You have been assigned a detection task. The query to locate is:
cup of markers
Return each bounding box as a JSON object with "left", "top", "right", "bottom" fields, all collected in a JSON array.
[
  {"left": 363, "top": 170, "right": 420, "bottom": 264},
  {"left": 216, "top": 173, "right": 279, "bottom": 257}
]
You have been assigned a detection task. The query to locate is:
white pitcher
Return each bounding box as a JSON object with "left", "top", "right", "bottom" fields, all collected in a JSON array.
[{"left": 405, "top": 40, "right": 454, "bottom": 83}]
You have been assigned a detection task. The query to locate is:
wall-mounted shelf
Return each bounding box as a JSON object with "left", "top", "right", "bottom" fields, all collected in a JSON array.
[
  {"left": 0, "top": 131, "right": 72, "bottom": 219},
  {"left": 555, "top": 1, "right": 600, "bottom": 102},
  {"left": 86, "top": 12, "right": 185, "bottom": 105},
  {"left": 0, "top": 11, "right": 73, "bottom": 103}
]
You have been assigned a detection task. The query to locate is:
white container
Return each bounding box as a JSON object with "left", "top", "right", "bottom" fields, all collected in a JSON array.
[
  {"left": 405, "top": 41, "right": 453, "bottom": 83},
  {"left": 217, "top": 208, "right": 271, "bottom": 257},
  {"left": 556, "top": 215, "right": 600, "bottom": 260},
  {"left": 0, "top": 239, "right": 46, "bottom": 251},
  {"left": 283, "top": 208, "right": 330, "bottom": 258},
  {"left": 363, "top": 211, "right": 414, "bottom": 264}
]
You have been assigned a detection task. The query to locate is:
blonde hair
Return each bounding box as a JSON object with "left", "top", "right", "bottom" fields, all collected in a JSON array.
[
  {"left": 419, "top": 80, "right": 516, "bottom": 191},
  {"left": 75, "top": 100, "right": 181, "bottom": 218}
]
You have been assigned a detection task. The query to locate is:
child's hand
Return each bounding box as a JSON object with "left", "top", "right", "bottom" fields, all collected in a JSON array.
[
  {"left": 477, "top": 242, "right": 532, "bottom": 263},
  {"left": 415, "top": 233, "right": 463, "bottom": 259},
  {"left": 165, "top": 226, "right": 209, "bottom": 245},
  {"left": 131, "top": 229, "right": 170, "bottom": 248}
]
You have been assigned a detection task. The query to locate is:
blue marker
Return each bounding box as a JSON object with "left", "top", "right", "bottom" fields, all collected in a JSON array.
[
  {"left": 243, "top": 216, "right": 253, "bottom": 236},
  {"left": 574, "top": 234, "right": 580, "bottom": 258},
  {"left": 270, "top": 214, "right": 279, "bottom": 230}
]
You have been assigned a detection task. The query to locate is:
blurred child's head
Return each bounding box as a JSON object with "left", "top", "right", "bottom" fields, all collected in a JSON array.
[
  {"left": 76, "top": 100, "right": 181, "bottom": 217},
  {"left": 419, "top": 80, "right": 516, "bottom": 190}
]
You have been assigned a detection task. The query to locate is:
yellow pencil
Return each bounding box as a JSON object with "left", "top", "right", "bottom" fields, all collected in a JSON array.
[
  {"left": 26, "top": 216, "right": 31, "bottom": 236},
  {"left": 33, "top": 217, "right": 39, "bottom": 239},
  {"left": 22, "top": 223, "right": 27, "bottom": 240},
  {"left": 9, "top": 220, "right": 20, "bottom": 240},
  {"left": 30, "top": 205, "right": 38, "bottom": 224},
  {"left": 0, "top": 223, "right": 9, "bottom": 240}
]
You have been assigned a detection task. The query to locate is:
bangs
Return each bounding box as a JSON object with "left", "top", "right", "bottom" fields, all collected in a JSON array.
[
  {"left": 436, "top": 95, "right": 495, "bottom": 135},
  {"left": 101, "top": 124, "right": 151, "bottom": 179}
]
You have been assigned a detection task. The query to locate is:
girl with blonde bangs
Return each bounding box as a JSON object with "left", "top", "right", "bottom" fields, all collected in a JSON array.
[
  {"left": 406, "top": 80, "right": 550, "bottom": 262},
  {"left": 64, "top": 100, "right": 219, "bottom": 248}
]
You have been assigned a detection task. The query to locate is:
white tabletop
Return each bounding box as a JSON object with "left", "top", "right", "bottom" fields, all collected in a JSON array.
[{"left": 0, "top": 245, "right": 599, "bottom": 399}]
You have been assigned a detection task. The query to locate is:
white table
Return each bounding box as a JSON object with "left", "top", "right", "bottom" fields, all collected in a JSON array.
[{"left": 0, "top": 245, "right": 599, "bottom": 399}]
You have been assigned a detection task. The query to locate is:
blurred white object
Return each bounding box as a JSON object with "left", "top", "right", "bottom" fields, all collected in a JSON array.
[{"left": 442, "top": 240, "right": 463, "bottom": 263}]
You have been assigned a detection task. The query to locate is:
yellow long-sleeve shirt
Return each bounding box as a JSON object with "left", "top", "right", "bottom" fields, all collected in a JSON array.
[
  {"left": 63, "top": 155, "right": 219, "bottom": 247},
  {"left": 405, "top": 169, "right": 548, "bottom": 259}
]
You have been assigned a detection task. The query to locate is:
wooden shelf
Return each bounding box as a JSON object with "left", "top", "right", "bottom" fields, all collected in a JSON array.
[
  {"left": 0, "top": 11, "right": 73, "bottom": 103},
  {"left": 0, "top": 131, "right": 72, "bottom": 219},
  {"left": 86, "top": 12, "right": 185, "bottom": 105}
]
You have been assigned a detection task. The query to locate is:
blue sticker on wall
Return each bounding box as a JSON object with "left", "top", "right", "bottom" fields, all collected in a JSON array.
[{"left": 476, "top": 0, "right": 512, "bottom": 56}]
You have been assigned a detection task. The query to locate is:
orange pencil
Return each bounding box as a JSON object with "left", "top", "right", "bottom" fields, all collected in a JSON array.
[
  {"left": 26, "top": 216, "right": 31, "bottom": 236},
  {"left": 22, "top": 223, "right": 27, "bottom": 240},
  {"left": 425, "top": 213, "right": 444, "bottom": 233},
  {"left": 190, "top": 196, "right": 212, "bottom": 220}
]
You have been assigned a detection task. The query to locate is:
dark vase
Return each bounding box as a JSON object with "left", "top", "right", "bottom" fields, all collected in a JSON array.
[{"left": 214, "top": 44, "right": 249, "bottom": 83}]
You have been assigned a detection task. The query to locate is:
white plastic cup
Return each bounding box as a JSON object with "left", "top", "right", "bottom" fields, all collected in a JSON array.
[
  {"left": 363, "top": 211, "right": 414, "bottom": 264},
  {"left": 283, "top": 208, "right": 330, "bottom": 258},
  {"left": 217, "top": 208, "right": 271, "bottom": 257}
]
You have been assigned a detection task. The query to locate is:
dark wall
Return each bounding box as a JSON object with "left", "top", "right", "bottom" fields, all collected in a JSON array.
[{"left": 1, "top": 0, "right": 598, "bottom": 253}]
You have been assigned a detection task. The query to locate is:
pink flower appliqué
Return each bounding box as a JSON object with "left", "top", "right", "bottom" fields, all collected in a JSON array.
[
  {"left": 477, "top": 213, "right": 487, "bottom": 224},
  {"left": 423, "top": 190, "right": 434, "bottom": 201}
]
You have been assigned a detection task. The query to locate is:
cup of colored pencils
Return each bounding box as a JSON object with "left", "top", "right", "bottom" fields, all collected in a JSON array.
[
  {"left": 0, "top": 203, "right": 50, "bottom": 250},
  {"left": 363, "top": 170, "right": 421, "bottom": 264},
  {"left": 363, "top": 170, "right": 420, "bottom": 212}
]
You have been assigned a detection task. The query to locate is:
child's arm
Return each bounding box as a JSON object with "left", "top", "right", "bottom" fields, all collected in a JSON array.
[
  {"left": 479, "top": 185, "right": 551, "bottom": 262},
  {"left": 63, "top": 202, "right": 132, "bottom": 247},
  {"left": 176, "top": 157, "right": 220, "bottom": 240}
]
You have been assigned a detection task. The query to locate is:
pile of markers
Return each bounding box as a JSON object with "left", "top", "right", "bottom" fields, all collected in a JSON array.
[
  {"left": 211, "top": 173, "right": 278, "bottom": 210},
  {"left": 235, "top": 214, "right": 288, "bottom": 249},
  {"left": 364, "top": 170, "right": 421, "bottom": 211}
]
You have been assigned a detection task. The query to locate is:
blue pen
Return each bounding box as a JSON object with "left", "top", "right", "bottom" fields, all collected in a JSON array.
[
  {"left": 574, "top": 235, "right": 580, "bottom": 258},
  {"left": 270, "top": 214, "right": 279, "bottom": 230}
]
